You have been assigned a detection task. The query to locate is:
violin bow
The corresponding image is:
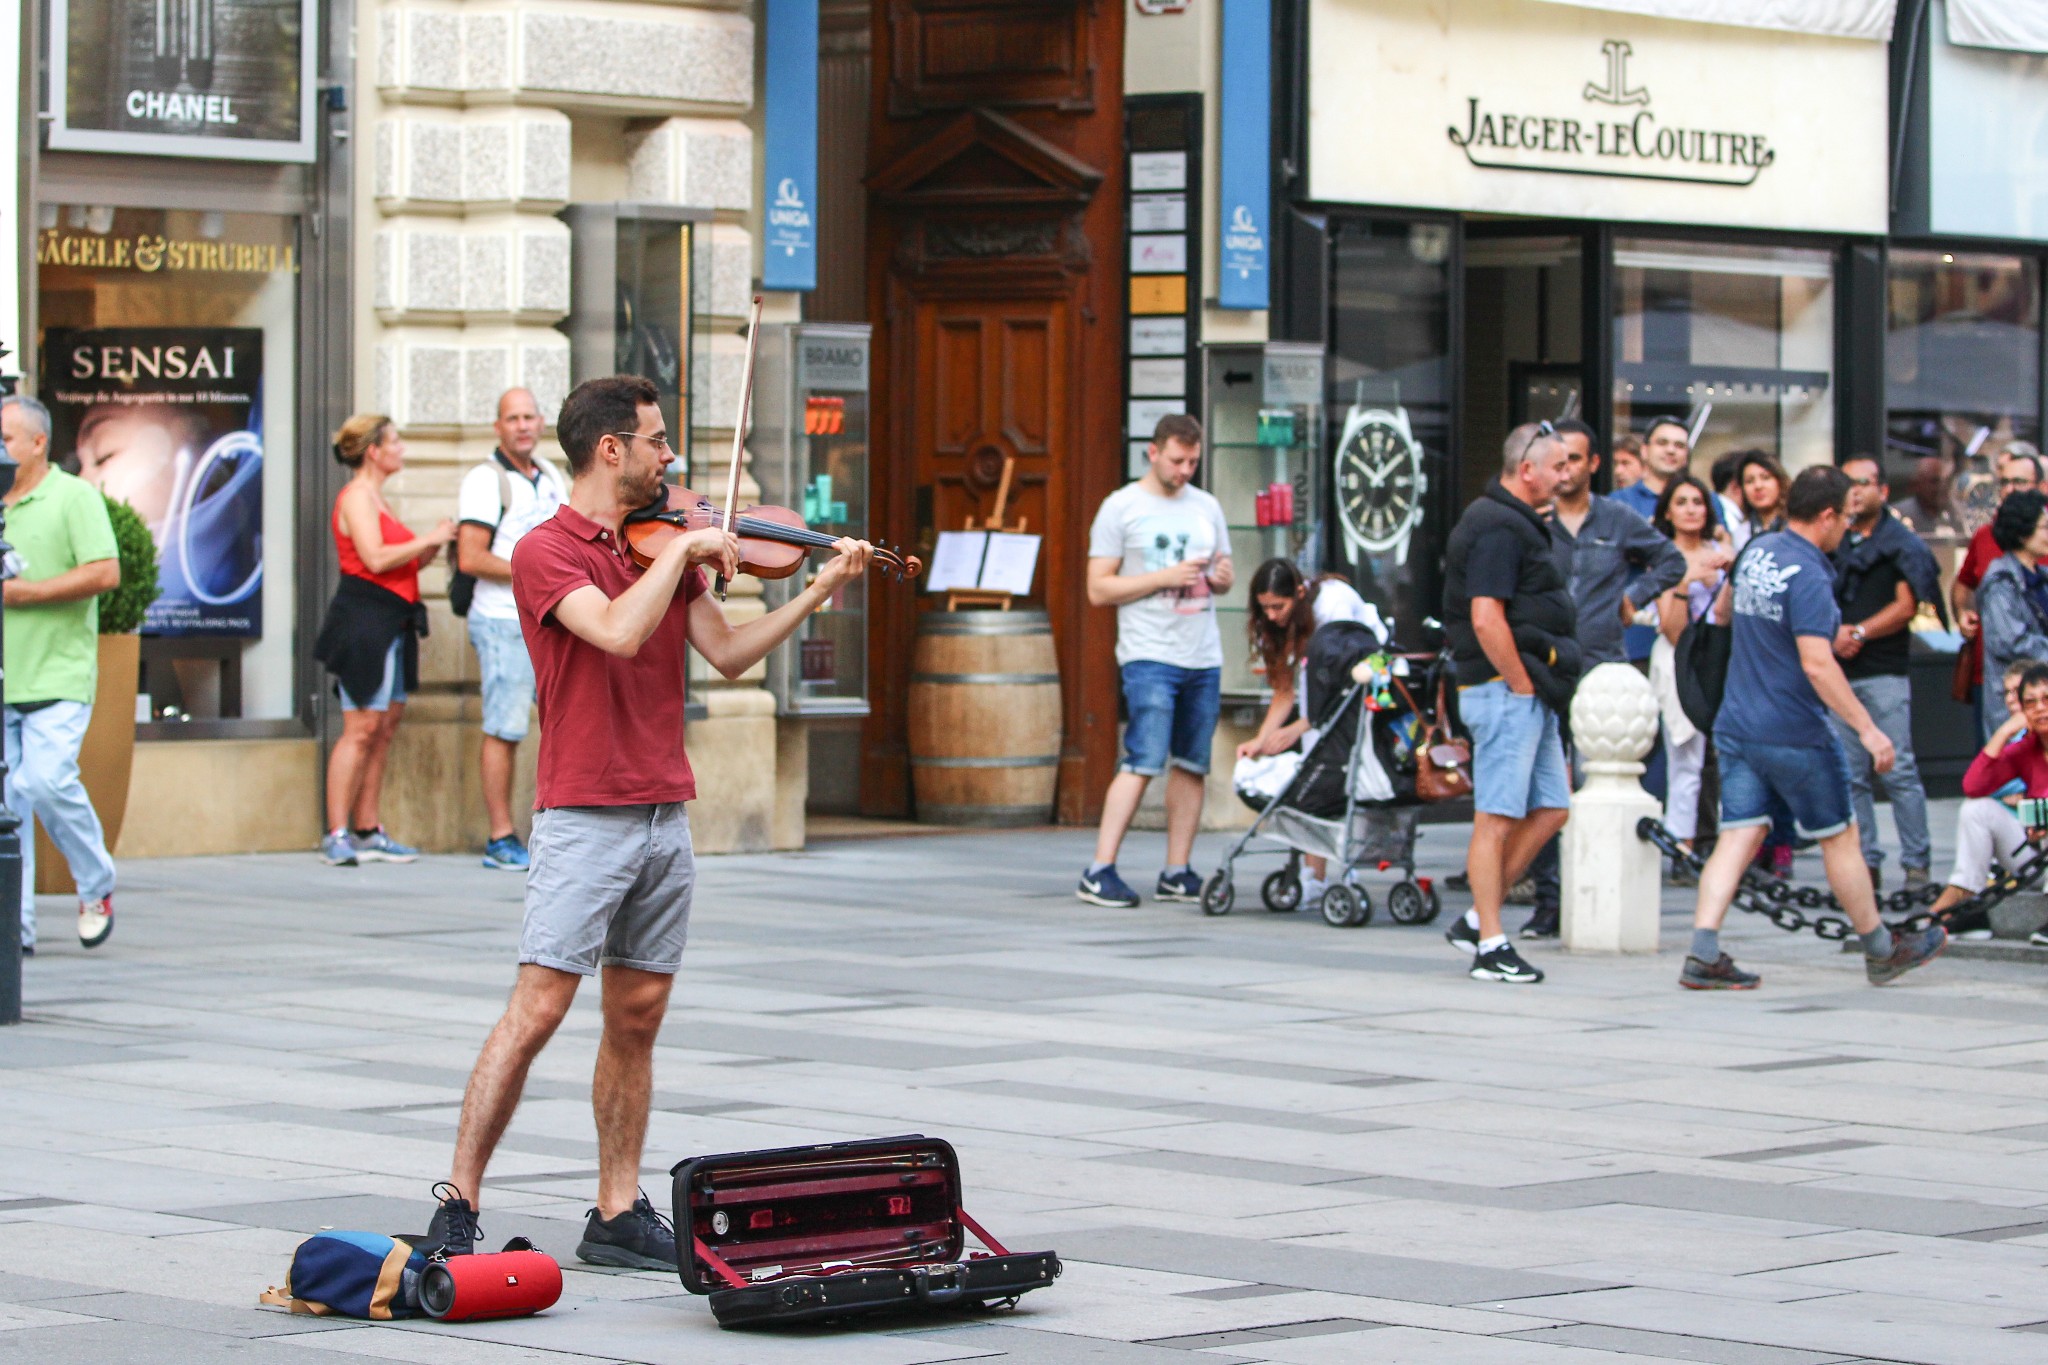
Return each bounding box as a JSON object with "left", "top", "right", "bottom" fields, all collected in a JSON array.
[{"left": 716, "top": 294, "right": 766, "bottom": 601}]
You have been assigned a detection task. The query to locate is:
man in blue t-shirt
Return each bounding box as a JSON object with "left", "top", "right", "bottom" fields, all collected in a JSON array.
[{"left": 1682, "top": 466, "right": 1947, "bottom": 992}]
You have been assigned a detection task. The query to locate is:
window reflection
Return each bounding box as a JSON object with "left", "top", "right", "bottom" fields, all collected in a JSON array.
[
  {"left": 1612, "top": 238, "right": 1836, "bottom": 480},
  {"left": 1885, "top": 248, "right": 2041, "bottom": 561}
]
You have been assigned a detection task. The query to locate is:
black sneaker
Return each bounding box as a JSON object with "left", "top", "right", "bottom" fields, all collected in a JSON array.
[
  {"left": 1519, "top": 910, "right": 1559, "bottom": 940},
  {"left": 1444, "top": 915, "right": 1481, "bottom": 956},
  {"left": 1444, "top": 871, "right": 1471, "bottom": 892},
  {"left": 1942, "top": 905, "right": 1993, "bottom": 941},
  {"left": 1867, "top": 924, "right": 1947, "bottom": 986},
  {"left": 577, "top": 1192, "right": 677, "bottom": 1270},
  {"left": 1471, "top": 943, "right": 1544, "bottom": 983},
  {"left": 1680, "top": 953, "right": 1761, "bottom": 990},
  {"left": 1077, "top": 864, "right": 1140, "bottom": 908},
  {"left": 422, "top": 1181, "right": 479, "bottom": 1257},
  {"left": 1155, "top": 869, "right": 1203, "bottom": 903}
]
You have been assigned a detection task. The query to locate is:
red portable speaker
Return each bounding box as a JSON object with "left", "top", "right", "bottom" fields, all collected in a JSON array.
[{"left": 418, "top": 1240, "right": 562, "bottom": 1322}]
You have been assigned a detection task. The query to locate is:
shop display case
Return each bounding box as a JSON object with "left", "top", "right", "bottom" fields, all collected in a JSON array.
[
  {"left": 1201, "top": 342, "right": 1326, "bottom": 699},
  {"left": 753, "top": 324, "right": 872, "bottom": 716}
]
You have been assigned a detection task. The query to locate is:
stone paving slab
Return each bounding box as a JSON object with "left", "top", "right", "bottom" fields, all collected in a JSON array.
[{"left": 1, "top": 807, "right": 2046, "bottom": 1362}]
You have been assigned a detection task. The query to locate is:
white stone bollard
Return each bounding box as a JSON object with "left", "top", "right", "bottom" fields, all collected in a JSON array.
[{"left": 1561, "top": 663, "right": 1664, "bottom": 953}]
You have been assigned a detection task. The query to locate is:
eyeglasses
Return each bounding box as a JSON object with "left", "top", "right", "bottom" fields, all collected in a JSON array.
[
  {"left": 610, "top": 432, "right": 674, "bottom": 455},
  {"left": 1535, "top": 419, "right": 1557, "bottom": 438},
  {"left": 1846, "top": 476, "right": 1877, "bottom": 487}
]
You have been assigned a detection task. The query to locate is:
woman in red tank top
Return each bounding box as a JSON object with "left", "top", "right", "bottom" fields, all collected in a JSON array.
[{"left": 316, "top": 414, "right": 455, "bottom": 866}]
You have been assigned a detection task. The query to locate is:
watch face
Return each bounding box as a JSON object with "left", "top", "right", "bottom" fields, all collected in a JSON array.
[{"left": 1336, "top": 412, "right": 1423, "bottom": 553}]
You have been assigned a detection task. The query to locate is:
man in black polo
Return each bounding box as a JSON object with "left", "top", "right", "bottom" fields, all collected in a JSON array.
[
  {"left": 1440, "top": 423, "right": 1580, "bottom": 984},
  {"left": 1828, "top": 455, "right": 1939, "bottom": 890}
]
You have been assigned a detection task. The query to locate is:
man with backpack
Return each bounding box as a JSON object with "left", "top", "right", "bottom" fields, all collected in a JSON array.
[
  {"left": 1680, "top": 466, "right": 1947, "bottom": 991},
  {"left": 456, "top": 388, "right": 568, "bottom": 871}
]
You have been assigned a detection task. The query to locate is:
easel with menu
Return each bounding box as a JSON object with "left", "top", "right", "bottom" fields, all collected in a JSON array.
[{"left": 945, "top": 458, "right": 1030, "bottom": 610}]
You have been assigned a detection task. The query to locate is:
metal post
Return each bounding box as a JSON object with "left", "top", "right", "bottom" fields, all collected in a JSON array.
[{"left": 0, "top": 447, "right": 19, "bottom": 1025}]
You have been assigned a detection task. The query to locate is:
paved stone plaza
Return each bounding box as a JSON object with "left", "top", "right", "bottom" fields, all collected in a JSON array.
[{"left": 2, "top": 813, "right": 2047, "bottom": 1364}]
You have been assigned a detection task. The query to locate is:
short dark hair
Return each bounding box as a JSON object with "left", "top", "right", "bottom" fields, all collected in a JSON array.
[
  {"left": 1709, "top": 450, "right": 1741, "bottom": 494},
  {"left": 1785, "top": 465, "right": 1852, "bottom": 522},
  {"left": 2019, "top": 662, "right": 2048, "bottom": 708},
  {"left": 557, "top": 375, "right": 661, "bottom": 475},
  {"left": 1993, "top": 489, "right": 2048, "bottom": 553},
  {"left": 1841, "top": 453, "right": 1884, "bottom": 485},
  {"left": 1643, "top": 416, "right": 1689, "bottom": 444},
  {"left": 1555, "top": 417, "right": 1598, "bottom": 454},
  {"left": 1152, "top": 413, "right": 1203, "bottom": 449}
]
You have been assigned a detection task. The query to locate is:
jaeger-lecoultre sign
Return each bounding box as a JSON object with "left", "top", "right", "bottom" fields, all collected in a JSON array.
[{"left": 1449, "top": 40, "right": 1774, "bottom": 188}]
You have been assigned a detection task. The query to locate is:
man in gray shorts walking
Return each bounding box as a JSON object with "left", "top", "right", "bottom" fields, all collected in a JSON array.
[{"left": 424, "top": 375, "right": 872, "bottom": 1268}]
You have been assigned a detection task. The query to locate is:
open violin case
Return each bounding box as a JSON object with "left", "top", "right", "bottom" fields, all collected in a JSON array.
[{"left": 670, "top": 1134, "right": 1061, "bottom": 1328}]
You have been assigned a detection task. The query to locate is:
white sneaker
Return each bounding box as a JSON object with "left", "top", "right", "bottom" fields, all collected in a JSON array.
[
  {"left": 1301, "top": 877, "right": 1328, "bottom": 908},
  {"left": 78, "top": 896, "right": 113, "bottom": 949}
]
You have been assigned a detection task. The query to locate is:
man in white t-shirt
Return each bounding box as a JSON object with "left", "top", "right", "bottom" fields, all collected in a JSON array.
[
  {"left": 1078, "top": 414, "right": 1234, "bottom": 908},
  {"left": 456, "top": 388, "right": 568, "bottom": 870}
]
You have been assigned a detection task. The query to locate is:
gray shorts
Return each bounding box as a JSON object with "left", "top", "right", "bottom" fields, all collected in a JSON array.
[{"left": 518, "top": 803, "right": 694, "bottom": 976}]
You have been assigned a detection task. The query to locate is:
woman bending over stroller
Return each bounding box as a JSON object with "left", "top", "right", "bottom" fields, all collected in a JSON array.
[{"left": 1236, "top": 559, "right": 1386, "bottom": 901}]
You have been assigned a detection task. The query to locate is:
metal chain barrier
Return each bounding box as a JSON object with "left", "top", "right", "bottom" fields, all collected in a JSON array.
[{"left": 1635, "top": 818, "right": 1950, "bottom": 941}]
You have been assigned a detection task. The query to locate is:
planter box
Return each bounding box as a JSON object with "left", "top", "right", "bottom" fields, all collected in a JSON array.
[{"left": 34, "top": 634, "right": 139, "bottom": 896}]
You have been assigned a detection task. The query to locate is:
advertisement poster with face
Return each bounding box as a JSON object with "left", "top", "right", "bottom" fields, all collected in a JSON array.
[{"left": 42, "top": 326, "right": 264, "bottom": 636}]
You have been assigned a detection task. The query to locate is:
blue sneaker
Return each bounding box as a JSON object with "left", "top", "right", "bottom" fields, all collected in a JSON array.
[
  {"left": 1077, "top": 864, "right": 1140, "bottom": 908},
  {"left": 483, "top": 834, "right": 530, "bottom": 872},
  {"left": 1155, "top": 869, "right": 1203, "bottom": 903},
  {"left": 351, "top": 828, "right": 419, "bottom": 864},
  {"left": 320, "top": 830, "right": 358, "bottom": 867}
]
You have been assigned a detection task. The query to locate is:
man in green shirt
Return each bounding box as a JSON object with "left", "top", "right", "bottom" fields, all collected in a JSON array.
[{"left": 2, "top": 395, "right": 120, "bottom": 953}]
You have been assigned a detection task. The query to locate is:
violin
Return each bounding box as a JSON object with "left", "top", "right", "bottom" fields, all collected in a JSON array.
[{"left": 622, "top": 483, "right": 923, "bottom": 582}]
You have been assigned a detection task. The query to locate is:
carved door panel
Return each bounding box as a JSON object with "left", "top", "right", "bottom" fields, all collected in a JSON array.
[{"left": 914, "top": 294, "right": 1067, "bottom": 542}]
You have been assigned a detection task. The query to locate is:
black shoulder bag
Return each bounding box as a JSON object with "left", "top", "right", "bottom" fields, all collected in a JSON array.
[
  {"left": 449, "top": 465, "right": 514, "bottom": 618},
  {"left": 1674, "top": 544, "right": 1751, "bottom": 734}
]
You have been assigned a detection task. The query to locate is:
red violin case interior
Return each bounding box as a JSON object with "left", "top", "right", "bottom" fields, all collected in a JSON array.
[{"left": 670, "top": 1134, "right": 1060, "bottom": 1328}]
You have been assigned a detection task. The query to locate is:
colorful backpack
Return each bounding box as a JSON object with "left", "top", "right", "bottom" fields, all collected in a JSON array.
[{"left": 259, "top": 1231, "right": 425, "bottom": 1319}]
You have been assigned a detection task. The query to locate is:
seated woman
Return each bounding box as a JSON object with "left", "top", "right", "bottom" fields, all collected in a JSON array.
[
  {"left": 1930, "top": 658, "right": 2048, "bottom": 940},
  {"left": 1236, "top": 559, "right": 1384, "bottom": 903}
]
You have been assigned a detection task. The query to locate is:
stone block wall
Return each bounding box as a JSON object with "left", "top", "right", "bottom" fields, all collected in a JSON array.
[{"left": 356, "top": 0, "right": 790, "bottom": 854}]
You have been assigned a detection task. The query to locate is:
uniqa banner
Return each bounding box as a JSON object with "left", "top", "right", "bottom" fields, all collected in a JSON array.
[
  {"left": 42, "top": 327, "right": 266, "bottom": 637},
  {"left": 49, "top": 0, "right": 318, "bottom": 162}
]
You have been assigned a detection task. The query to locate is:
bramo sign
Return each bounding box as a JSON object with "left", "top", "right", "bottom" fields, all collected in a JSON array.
[{"left": 1448, "top": 40, "right": 1773, "bottom": 188}]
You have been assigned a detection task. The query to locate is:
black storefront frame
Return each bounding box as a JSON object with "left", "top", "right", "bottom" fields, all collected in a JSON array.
[{"left": 1291, "top": 207, "right": 1890, "bottom": 555}]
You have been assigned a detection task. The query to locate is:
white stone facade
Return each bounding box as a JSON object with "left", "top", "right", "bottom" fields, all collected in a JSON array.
[{"left": 354, "top": 0, "right": 781, "bottom": 851}]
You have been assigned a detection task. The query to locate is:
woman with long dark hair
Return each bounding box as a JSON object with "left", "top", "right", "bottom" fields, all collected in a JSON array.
[
  {"left": 1978, "top": 488, "right": 2048, "bottom": 734},
  {"left": 1236, "top": 559, "right": 1382, "bottom": 904},
  {"left": 1733, "top": 450, "right": 1790, "bottom": 548},
  {"left": 312, "top": 415, "right": 455, "bottom": 866},
  {"left": 1648, "top": 475, "right": 1732, "bottom": 880}
]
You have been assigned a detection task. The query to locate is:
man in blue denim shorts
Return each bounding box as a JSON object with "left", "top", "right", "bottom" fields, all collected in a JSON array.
[
  {"left": 1684, "top": 465, "right": 1947, "bottom": 991},
  {"left": 456, "top": 389, "right": 568, "bottom": 870},
  {"left": 1440, "top": 424, "right": 1579, "bottom": 984},
  {"left": 1078, "top": 414, "right": 1234, "bottom": 908}
]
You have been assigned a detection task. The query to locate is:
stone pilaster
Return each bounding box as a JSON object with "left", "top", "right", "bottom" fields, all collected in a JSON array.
[{"left": 357, "top": 0, "right": 780, "bottom": 853}]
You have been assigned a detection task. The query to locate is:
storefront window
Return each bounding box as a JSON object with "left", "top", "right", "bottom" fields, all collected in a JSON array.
[
  {"left": 1327, "top": 217, "right": 1452, "bottom": 640},
  {"left": 36, "top": 205, "right": 299, "bottom": 725},
  {"left": 1613, "top": 238, "right": 1836, "bottom": 483},
  {"left": 1461, "top": 233, "right": 1583, "bottom": 505},
  {"left": 1885, "top": 248, "right": 2041, "bottom": 562}
]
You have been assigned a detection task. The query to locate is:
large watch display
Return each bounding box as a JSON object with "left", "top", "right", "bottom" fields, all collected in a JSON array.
[{"left": 1334, "top": 401, "right": 1426, "bottom": 565}]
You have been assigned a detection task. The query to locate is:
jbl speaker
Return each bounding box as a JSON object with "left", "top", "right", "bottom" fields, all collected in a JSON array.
[{"left": 418, "top": 1240, "right": 563, "bottom": 1322}]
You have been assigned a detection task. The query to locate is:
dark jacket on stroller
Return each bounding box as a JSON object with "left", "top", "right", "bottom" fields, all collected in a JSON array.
[{"left": 1288, "top": 620, "right": 1415, "bottom": 818}]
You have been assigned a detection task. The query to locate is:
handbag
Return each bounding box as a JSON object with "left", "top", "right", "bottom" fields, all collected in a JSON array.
[
  {"left": 448, "top": 465, "right": 514, "bottom": 618},
  {"left": 1675, "top": 546, "right": 1752, "bottom": 734},
  {"left": 1398, "top": 673, "right": 1472, "bottom": 804}
]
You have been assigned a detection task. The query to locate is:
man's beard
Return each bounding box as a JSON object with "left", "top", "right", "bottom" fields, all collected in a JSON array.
[{"left": 622, "top": 464, "right": 667, "bottom": 509}]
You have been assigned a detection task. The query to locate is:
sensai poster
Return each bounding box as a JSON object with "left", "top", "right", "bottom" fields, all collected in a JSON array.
[
  {"left": 42, "top": 327, "right": 265, "bottom": 637},
  {"left": 50, "top": 0, "right": 317, "bottom": 161}
]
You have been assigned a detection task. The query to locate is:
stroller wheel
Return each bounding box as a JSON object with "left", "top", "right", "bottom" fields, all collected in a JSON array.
[
  {"left": 1387, "top": 881, "right": 1430, "bottom": 925},
  {"left": 1422, "top": 883, "right": 1443, "bottom": 924},
  {"left": 1261, "top": 870, "right": 1303, "bottom": 913},
  {"left": 1321, "top": 883, "right": 1361, "bottom": 928},
  {"left": 1200, "top": 871, "right": 1235, "bottom": 916}
]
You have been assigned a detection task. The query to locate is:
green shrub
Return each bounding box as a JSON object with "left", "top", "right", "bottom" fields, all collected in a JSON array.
[{"left": 98, "top": 495, "right": 161, "bottom": 635}]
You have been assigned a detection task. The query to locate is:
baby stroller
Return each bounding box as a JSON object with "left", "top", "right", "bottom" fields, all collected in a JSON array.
[{"left": 1201, "top": 620, "right": 1444, "bottom": 928}]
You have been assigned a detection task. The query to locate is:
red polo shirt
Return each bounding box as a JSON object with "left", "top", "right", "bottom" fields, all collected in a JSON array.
[
  {"left": 1958, "top": 523, "right": 2000, "bottom": 688},
  {"left": 512, "top": 505, "right": 706, "bottom": 809}
]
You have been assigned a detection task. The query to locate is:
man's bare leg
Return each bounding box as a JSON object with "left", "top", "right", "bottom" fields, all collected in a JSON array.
[
  {"left": 1092, "top": 770, "right": 1151, "bottom": 867},
  {"left": 1465, "top": 813, "right": 1516, "bottom": 941},
  {"left": 480, "top": 734, "right": 519, "bottom": 842},
  {"left": 1162, "top": 766, "right": 1205, "bottom": 870},
  {"left": 447, "top": 964, "right": 580, "bottom": 1205},
  {"left": 1817, "top": 824, "right": 1880, "bottom": 934},
  {"left": 592, "top": 965, "right": 675, "bottom": 1218},
  {"left": 1466, "top": 809, "right": 1569, "bottom": 940},
  {"left": 1693, "top": 822, "right": 1770, "bottom": 936}
]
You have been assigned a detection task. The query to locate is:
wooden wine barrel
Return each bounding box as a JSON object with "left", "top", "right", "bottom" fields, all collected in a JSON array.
[{"left": 909, "top": 611, "right": 1063, "bottom": 826}]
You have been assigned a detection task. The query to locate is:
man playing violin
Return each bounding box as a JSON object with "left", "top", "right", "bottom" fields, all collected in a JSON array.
[{"left": 424, "top": 374, "right": 872, "bottom": 1269}]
